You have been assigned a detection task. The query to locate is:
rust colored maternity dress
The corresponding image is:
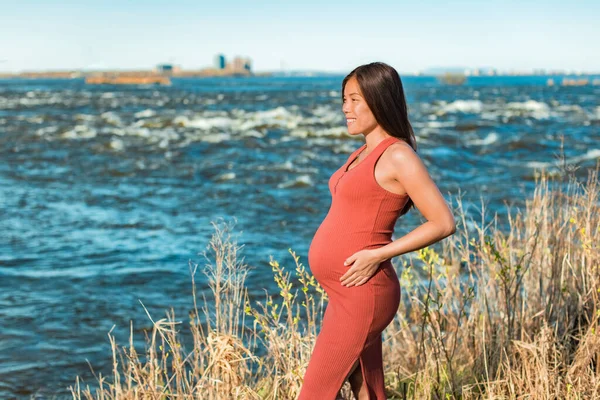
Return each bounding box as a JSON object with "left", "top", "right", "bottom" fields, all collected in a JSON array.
[{"left": 298, "top": 136, "right": 408, "bottom": 399}]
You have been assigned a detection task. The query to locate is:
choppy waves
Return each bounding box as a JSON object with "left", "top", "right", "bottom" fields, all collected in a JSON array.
[{"left": 2, "top": 81, "right": 598, "bottom": 180}]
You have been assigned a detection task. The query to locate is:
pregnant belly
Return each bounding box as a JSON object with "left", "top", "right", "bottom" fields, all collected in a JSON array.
[
  {"left": 307, "top": 225, "right": 379, "bottom": 282},
  {"left": 308, "top": 227, "right": 346, "bottom": 281}
]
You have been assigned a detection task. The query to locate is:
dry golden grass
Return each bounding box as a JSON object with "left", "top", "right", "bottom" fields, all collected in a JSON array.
[{"left": 71, "top": 160, "right": 600, "bottom": 399}]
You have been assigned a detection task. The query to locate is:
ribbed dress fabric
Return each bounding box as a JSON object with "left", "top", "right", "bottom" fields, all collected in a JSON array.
[{"left": 298, "top": 136, "right": 408, "bottom": 399}]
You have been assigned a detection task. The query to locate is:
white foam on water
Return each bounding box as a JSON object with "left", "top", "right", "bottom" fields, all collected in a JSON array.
[
  {"left": 152, "top": 130, "right": 181, "bottom": 143},
  {"left": 173, "top": 115, "right": 232, "bottom": 130},
  {"left": 277, "top": 174, "right": 313, "bottom": 189},
  {"left": 237, "top": 119, "right": 266, "bottom": 131},
  {"left": 570, "top": 149, "right": 600, "bottom": 163},
  {"left": 111, "top": 127, "right": 151, "bottom": 138},
  {"left": 256, "top": 160, "right": 295, "bottom": 171},
  {"left": 289, "top": 126, "right": 348, "bottom": 138},
  {"left": 74, "top": 114, "right": 95, "bottom": 122},
  {"left": 202, "top": 132, "right": 231, "bottom": 143},
  {"left": 134, "top": 109, "right": 157, "bottom": 118},
  {"left": 109, "top": 138, "right": 124, "bottom": 151},
  {"left": 505, "top": 100, "right": 551, "bottom": 119},
  {"left": 310, "top": 105, "right": 343, "bottom": 124},
  {"left": 464, "top": 132, "right": 499, "bottom": 146},
  {"left": 23, "top": 116, "right": 42, "bottom": 124},
  {"left": 429, "top": 99, "right": 589, "bottom": 122},
  {"left": 526, "top": 149, "right": 600, "bottom": 168},
  {"left": 158, "top": 138, "right": 169, "bottom": 149},
  {"left": 101, "top": 112, "right": 123, "bottom": 126},
  {"left": 251, "top": 106, "right": 302, "bottom": 129},
  {"left": 413, "top": 120, "right": 457, "bottom": 128},
  {"left": 132, "top": 119, "right": 166, "bottom": 129},
  {"left": 35, "top": 126, "right": 59, "bottom": 136},
  {"left": 60, "top": 125, "right": 97, "bottom": 139},
  {"left": 440, "top": 100, "right": 483, "bottom": 114},
  {"left": 240, "top": 129, "right": 264, "bottom": 138},
  {"left": 526, "top": 160, "right": 551, "bottom": 169},
  {"left": 555, "top": 104, "right": 585, "bottom": 113},
  {"left": 506, "top": 100, "right": 549, "bottom": 112},
  {"left": 18, "top": 96, "right": 57, "bottom": 106},
  {"left": 214, "top": 172, "right": 236, "bottom": 181},
  {"left": 171, "top": 106, "right": 304, "bottom": 133},
  {"left": 335, "top": 142, "right": 359, "bottom": 154},
  {"left": 480, "top": 112, "right": 499, "bottom": 120},
  {"left": 253, "top": 106, "right": 292, "bottom": 119}
]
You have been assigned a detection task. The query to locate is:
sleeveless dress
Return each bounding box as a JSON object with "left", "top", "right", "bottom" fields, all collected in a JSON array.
[{"left": 298, "top": 136, "right": 409, "bottom": 399}]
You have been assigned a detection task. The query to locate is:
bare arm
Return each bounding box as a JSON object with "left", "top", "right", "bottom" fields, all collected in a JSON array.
[{"left": 373, "top": 144, "right": 455, "bottom": 263}]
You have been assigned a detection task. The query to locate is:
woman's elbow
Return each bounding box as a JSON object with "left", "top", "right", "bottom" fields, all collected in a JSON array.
[{"left": 442, "top": 219, "right": 456, "bottom": 237}]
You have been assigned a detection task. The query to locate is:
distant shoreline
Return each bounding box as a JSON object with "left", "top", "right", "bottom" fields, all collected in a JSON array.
[
  {"left": 0, "top": 68, "right": 274, "bottom": 80},
  {"left": 1, "top": 69, "right": 599, "bottom": 80}
]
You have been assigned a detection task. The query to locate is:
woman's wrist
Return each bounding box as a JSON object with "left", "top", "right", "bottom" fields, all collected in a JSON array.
[{"left": 373, "top": 247, "right": 391, "bottom": 263}]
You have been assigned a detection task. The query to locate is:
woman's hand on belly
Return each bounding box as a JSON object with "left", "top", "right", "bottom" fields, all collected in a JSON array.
[{"left": 339, "top": 249, "right": 383, "bottom": 287}]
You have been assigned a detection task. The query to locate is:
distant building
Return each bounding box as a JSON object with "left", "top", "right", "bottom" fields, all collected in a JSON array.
[
  {"left": 228, "top": 56, "right": 252, "bottom": 73},
  {"left": 156, "top": 63, "right": 180, "bottom": 75},
  {"left": 232, "top": 56, "right": 245, "bottom": 71},
  {"left": 214, "top": 54, "right": 226, "bottom": 70},
  {"left": 243, "top": 58, "right": 252, "bottom": 72},
  {"left": 211, "top": 54, "right": 252, "bottom": 75}
]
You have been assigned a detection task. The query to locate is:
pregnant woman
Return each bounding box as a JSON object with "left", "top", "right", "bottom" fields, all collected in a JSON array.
[{"left": 297, "top": 62, "right": 456, "bottom": 399}]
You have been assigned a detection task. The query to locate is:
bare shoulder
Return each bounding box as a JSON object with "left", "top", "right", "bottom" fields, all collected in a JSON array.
[
  {"left": 386, "top": 140, "right": 423, "bottom": 174},
  {"left": 388, "top": 140, "right": 415, "bottom": 155}
]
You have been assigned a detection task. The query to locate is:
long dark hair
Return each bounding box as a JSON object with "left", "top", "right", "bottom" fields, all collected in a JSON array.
[{"left": 342, "top": 61, "right": 417, "bottom": 216}]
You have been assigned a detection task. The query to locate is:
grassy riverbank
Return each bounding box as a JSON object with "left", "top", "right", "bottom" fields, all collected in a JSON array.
[{"left": 71, "top": 163, "right": 600, "bottom": 399}]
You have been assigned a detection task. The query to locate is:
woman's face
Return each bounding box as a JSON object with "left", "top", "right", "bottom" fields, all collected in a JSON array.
[{"left": 342, "top": 76, "right": 378, "bottom": 136}]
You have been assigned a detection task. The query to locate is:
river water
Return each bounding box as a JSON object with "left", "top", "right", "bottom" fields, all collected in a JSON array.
[{"left": 0, "top": 75, "right": 598, "bottom": 397}]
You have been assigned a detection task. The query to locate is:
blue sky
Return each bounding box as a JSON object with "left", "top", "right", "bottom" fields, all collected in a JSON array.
[{"left": 0, "top": 0, "right": 598, "bottom": 73}]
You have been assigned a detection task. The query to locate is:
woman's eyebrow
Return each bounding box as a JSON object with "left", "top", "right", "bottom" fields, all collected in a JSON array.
[{"left": 343, "top": 92, "right": 361, "bottom": 97}]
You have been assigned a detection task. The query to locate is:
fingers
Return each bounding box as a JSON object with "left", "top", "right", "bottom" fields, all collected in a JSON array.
[
  {"left": 340, "top": 273, "right": 369, "bottom": 287},
  {"left": 339, "top": 269, "right": 354, "bottom": 285}
]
